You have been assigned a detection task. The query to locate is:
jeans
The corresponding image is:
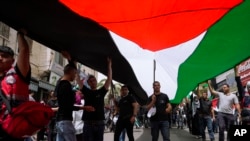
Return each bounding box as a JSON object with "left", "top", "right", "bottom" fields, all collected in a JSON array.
[
  {"left": 199, "top": 116, "right": 215, "bottom": 140},
  {"left": 212, "top": 116, "right": 218, "bottom": 133},
  {"left": 114, "top": 118, "right": 134, "bottom": 141},
  {"left": 56, "top": 120, "right": 76, "bottom": 141},
  {"left": 176, "top": 115, "right": 184, "bottom": 128},
  {"left": 150, "top": 120, "right": 170, "bottom": 141},
  {"left": 83, "top": 120, "right": 105, "bottom": 141},
  {"left": 217, "top": 112, "right": 235, "bottom": 141},
  {"left": 119, "top": 129, "right": 126, "bottom": 141},
  {"left": 24, "top": 137, "right": 32, "bottom": 141}
]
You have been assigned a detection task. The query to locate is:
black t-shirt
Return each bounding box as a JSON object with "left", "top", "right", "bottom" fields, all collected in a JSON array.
[
  {"left": 81, "top": 86, "right": 108, "bottom": 121},
  {"left": 56, "top": 80, "right": 79, "bottom": 121},
  {"left": 149, "top": 93, "right": 170, "bottom": 121},
  {"left": 118, "top": 94, "right": 136, "bottom": 119},
  {"left": 199, "top": 98, "right": 212, "bottom": 116}
]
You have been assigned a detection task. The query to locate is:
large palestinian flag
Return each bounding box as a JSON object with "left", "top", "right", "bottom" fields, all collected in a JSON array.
[{"left": 0, "top": 0, "right": 249, "bottom": 104}]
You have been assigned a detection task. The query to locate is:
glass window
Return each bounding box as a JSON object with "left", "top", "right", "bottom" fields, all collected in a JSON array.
[
  {"left": 0, "top": 22, "right": 10, "bottom": 39},
  {"left": 54, "top": 52, "right": 63, "bottom": 66}
]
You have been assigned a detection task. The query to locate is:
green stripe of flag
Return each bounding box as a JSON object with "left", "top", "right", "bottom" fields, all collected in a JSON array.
[{"left": 172, "top": 0, "right": 250, "bottom": 103}]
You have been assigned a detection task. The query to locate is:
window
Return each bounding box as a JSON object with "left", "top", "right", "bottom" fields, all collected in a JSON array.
[
  {"left": 54, "top": 52, "right": 64, "bottom": 66},
  {"left": 0, "top": 22, "right": 10, "bottom": 39}
]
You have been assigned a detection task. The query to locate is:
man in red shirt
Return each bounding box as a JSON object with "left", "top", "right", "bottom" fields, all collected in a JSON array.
[{"left": 0, "top": 29, "right": 31, "bottom": 141}]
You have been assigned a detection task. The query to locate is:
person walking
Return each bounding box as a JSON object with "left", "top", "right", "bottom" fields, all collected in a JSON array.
[
  {"left": 146, "top": 81, "right": 172, "bottom": 141},
  {"left": 113, "top": 85, "right": 139, "bottom": 141},
  {"left": 207, "top": 80, "right": 241, "bottom": 141},
  {"left": 176, "top": 103, "right": 185, "bottom": 129},
  {"left": 77, "top": 57, "right": 112, "bottom": 141},
  {"left": 197, "top": 89, "right": 215, "bottom": 141}
]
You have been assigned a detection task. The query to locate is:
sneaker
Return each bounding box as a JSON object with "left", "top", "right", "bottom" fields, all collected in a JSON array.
[{"left": 196, "top": 136, "right": 202, "bottom": 139}]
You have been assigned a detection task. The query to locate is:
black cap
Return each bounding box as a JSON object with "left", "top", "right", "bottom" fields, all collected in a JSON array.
[{"left": 0, "top": 46, "right": 14, "bottom": 57}]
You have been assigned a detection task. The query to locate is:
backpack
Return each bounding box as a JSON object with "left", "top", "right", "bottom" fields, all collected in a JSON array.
[{"left": 0, "top": 89, "right": 54, "bottom": 139}]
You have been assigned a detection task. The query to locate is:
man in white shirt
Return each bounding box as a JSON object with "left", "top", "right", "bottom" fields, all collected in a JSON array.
[{"left": 207, "top": 80, "right": 241, "bottom": 141}]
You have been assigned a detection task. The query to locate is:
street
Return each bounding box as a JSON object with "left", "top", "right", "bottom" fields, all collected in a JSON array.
[{"left": 104, "top": 126, "right": 220, "bottom": 141}]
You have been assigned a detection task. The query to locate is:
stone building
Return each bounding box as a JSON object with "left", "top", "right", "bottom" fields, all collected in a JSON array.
[{"left": 0, "top": 21, "right": 97, "bottom": 102}]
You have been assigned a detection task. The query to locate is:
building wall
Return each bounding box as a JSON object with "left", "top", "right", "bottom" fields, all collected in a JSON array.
[
  {"left": 0, "top": 25, "right": 18, "bottom": 56},
  {"left": 1, "top": 23, "right": 97, "bottom": 86},
  {"left": 30, "top": 41, "right": 52, "bottom": 79}
]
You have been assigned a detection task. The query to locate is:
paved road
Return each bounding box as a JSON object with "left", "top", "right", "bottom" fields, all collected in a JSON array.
[{"left": 104, "top": 126, "right": 220, "bottom": 141}]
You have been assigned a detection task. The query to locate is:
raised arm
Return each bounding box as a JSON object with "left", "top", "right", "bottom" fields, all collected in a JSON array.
[
  {"left": 234, "top": 66, "right": 244, "bottom": 101},
  {"left": 17, "top": 29, "right": 30, "bottom": 77},
  {"left": 61, "top": 51, "right": 84, "bottom": 89},
  {"left": 75, "top": 71, "right": 84, "bottom": 90},
  {"left": 104, "top": 57, "right": 112, "bottom": 90},
  {"left": 196, "top": 84, "right": 201, "bottom": 99},
  {"left": 207, "top": 80, "right": 219, "bottom": 95}
]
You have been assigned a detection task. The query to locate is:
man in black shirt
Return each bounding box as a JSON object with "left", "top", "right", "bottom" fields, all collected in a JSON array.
[
  {"left": 198, "top": 91, "right": 215, "bottom": 141},
  {"left": 146, "top": 81, "right": 172, "bottom": 141},
  {"left": 77, "top": 57, "right": 112, "bottom": 141},
  {"left": 114, "top": 85, "right": 139, "bottom": 141},
  {"left": 56, "top": 63, "right": 95, "bottom": 141}
]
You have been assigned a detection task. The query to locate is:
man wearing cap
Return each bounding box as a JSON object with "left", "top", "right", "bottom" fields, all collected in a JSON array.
[
  {"left": 0, "top": 30, "right": 31, "bottom": 141},
  {"left": 146, "top": 81, "right": 172, "bottom": 141}
]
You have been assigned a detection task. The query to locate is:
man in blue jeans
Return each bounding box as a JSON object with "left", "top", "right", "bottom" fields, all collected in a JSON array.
[
  {"left": 198, "top": 90, "right": 215, "bottom": 141},
  {"left": 146, "top": 81, "right": 172, "bottom": 141}
]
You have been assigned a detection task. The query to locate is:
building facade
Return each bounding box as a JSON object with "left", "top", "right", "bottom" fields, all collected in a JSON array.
[{"left": 0, "top": 22, "right": 97, "bottom": 102}]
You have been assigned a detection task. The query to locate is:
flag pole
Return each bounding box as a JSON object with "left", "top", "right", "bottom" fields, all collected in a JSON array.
[{"left": 153, "top": 59, "right": 156, "bottom": 82}]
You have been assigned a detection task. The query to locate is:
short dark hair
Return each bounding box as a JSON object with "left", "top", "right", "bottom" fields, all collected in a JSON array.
[
  {"left": 223, "top": 83, "right": 230, "bottom": 88},
  {"left": 0, "top": 46, "right": 14, "bottom": 57},
  {"left": 121, "top": 85, "right": 128, "bottom": 89},
  {"left": 153, "top": 81, "right": 160, "bottom": 86},
  {"left": 64, "top": 63, "right": 77, "bottom": 74},
  {"left": 87, "top": 75, "right": 96, "bottom": 82}
]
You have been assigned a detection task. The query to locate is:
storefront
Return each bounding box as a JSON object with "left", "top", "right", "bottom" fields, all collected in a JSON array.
[
  {"left": 38, "top": 80, "right": 56, "bottom": 102},
  {"left": 29, "top": 77, "right": 39, "bottom": 92},
  {"left": 237, "top": 58, "right": 250, "bottom": 87},
  {"left": 215, "top": 69, "right": 237, "bottom": 92}
]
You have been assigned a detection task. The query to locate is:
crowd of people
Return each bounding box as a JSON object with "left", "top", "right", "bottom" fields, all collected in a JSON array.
[
  {"left": 169, "top": 66, "right": 250, "bottom": 141},
  {"left": 0, "top": 29, "right": 249, "bottom": 141}
]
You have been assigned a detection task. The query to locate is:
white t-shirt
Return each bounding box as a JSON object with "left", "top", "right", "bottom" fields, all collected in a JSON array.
[
  {"left": 217, "top": 92, "right": 239, "bottom": 114},
  {"left": 72, "top": 100, "right": 84, "bottom": 134}
]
